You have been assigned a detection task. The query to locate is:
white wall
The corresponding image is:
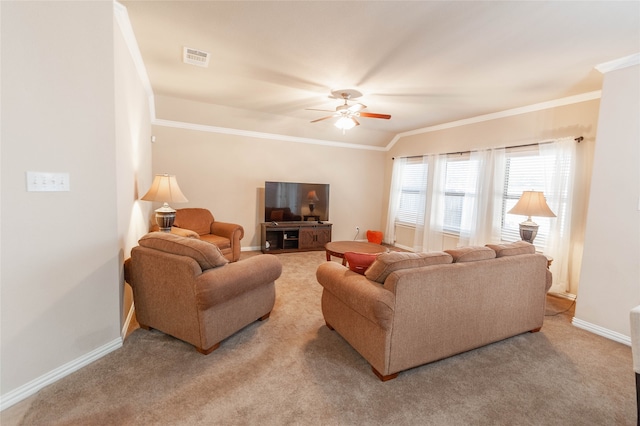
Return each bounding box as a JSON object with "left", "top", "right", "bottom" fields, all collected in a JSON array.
[
  {"left": 574, "top": 63, "right": 640, "bottom": 340},
  {"left": 0, "top": 1, "right": 152, "bottom": 409},
  {"left": 150, "top": 96, "right": 387, "bottom": 248}
]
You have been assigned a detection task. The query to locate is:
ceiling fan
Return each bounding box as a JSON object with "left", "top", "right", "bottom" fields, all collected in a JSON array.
[{"left": 307, "top": 89, "right": 391, "bottom": 131}]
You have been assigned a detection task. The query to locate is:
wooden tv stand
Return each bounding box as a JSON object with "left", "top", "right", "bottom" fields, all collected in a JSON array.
[{"left": 261, "top": 222, "right": 332, "bottom": 254}]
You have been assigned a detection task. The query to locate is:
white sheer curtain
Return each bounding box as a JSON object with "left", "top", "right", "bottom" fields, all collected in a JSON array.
[
  {"left": 415, "top": 154, "right": 447, "bottom": 252},
  {"left": 458, "top": 148, "right": 506, "bottom": 246},
  {"left": 540, "top": 137, "right": 576, "bottom": 293},
  {"left": 384, "top": 157, "right": 406, "bottom": 245}
]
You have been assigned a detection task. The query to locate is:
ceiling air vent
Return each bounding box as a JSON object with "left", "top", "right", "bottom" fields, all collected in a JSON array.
[{"left": 183, "top": 47, "right": 210, "bottom": 68}]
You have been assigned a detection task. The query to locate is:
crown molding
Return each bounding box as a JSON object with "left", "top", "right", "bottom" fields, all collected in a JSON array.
[
  {"left": 114, "top": 1, "right": 156, "bottom": 119},
  {"left": 153, "top": 119, "right": 386, "bottom": 151},
  {"left": 385, "top": 91, "right": 602, "bottom": 150},
  {"left": 595, "top": 53, "right": 640, "bottom": 74}
]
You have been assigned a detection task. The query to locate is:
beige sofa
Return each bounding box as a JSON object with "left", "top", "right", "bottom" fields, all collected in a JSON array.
[
  {"left": 316, "top": 242, "right": 552, "bottom": 381},
  {"left": 125, "top": 232, "right": 281, "bottom": 354}
]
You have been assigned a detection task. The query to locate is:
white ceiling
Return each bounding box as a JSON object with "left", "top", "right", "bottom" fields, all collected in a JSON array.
[{"left": 121, "top": 1, "right": 640, "bottom": 147}]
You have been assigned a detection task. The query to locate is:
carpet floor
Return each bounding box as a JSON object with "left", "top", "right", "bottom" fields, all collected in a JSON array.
[{"left": 3, "top": 250, "right": 636, "bottom": 425}]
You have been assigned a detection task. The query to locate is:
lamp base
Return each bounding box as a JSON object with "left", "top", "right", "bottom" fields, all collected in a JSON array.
[
  {"left": 519, "top": 221, "right": 539, "bottom": 244},
  {"left": 155, "top": 203, "right": 176, "bottom": 232}
]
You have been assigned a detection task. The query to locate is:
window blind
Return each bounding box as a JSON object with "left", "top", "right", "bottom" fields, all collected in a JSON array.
[{"left": 396, "top": 159, "right": 428, "bottom": 225}]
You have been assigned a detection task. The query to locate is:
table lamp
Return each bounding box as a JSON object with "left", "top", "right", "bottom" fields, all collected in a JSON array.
[
  {"left": 307, "top": 190, "right": 320, "bottom": 213},
  {"left": 141, "top": 174, "right": 188, "bottom": 232},
  {"left": 507, "top": 190, "right": 556, "bottom": 244}
]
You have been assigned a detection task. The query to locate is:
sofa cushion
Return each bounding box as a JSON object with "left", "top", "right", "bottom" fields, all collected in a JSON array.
[
  {"left": 344, "top": 252, "right": 379, "bottom": 275},
  {"left": 139, "top": 232, "right": 228, "bottom": 270},
  {"left": 485, "top": 241, "right": 535, "bottom": 257},
  {"left": 445, "top": 246, "right": 496, "bottom": 263},
  {"left": 365, "top": 251, "right": 453, "bottom": 283}
]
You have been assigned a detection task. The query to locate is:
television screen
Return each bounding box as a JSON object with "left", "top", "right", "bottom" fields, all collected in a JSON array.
[{"left": 265, "top": 181, "right": 330, "bottom": 222}]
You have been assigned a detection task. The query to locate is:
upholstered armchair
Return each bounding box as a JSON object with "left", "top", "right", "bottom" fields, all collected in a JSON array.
[
  {"left": 125, "top": 232, "right": 282, "bottom": 354},
  {"left": 152, "top": 207, "right": 244, "bottom": 262},
  {"left": 630, "top": 305, "right": 640, "bottom": 421}
]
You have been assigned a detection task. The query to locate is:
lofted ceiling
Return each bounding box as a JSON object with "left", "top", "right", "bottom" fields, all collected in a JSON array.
[{"left": 121, "top": 1, "right": 640, "bottom": 148}]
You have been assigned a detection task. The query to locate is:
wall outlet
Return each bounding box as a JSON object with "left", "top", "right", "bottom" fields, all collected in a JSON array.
[{"left": 356, "top": 226, "right": 360, "bottom": 232}]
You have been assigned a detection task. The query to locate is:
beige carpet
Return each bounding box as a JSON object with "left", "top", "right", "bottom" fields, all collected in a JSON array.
[{"left": 3, "top": 250, "right": 636, "bottom": 425}]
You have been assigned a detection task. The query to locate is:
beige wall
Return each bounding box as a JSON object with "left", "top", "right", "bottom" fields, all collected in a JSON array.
[
  {"left": 150, "top": 96, "right": 386, "bottom": 247},
  {"left": 575, "top": 63, "right": 640, "bottom": 338},
  {"left": 1, "top": 1, "right": 152, "bottom": 408},
  {"left": 382, "top": 99, "right": 600, "bottom": 295},
  {"left": 114, "top": 5, "right": 154, "bottom": 333}
]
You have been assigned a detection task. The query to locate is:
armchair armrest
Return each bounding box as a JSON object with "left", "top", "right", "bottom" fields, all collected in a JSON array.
[
  {"left": 316, "top": 262, "right": 395, "bottom": 330},
  {"left": 148, "top": 225, "right": 199, "bottom": 239},
  {"left": 195, "top": 254, "right": 281, "bottom": 309},
  {"left": 210, "top": 221, "right": 244, "bottom": 241}
]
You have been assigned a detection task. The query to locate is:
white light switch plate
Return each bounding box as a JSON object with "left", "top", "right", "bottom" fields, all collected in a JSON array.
[{"left": 26, "top": 171, "right": 70, "bottom": 192}]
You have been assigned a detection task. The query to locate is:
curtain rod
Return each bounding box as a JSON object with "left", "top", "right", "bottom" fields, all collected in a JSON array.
[{"left": 392, "top": 136, "right": 583, "bottom": 160}]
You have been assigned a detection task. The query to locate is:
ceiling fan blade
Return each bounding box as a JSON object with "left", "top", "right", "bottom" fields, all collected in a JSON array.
[
  {"left": 310, "top": 115, "right": 336, "bottom": 123},
  {"left": 352, "top": 117, "right": 360, "bottom": 126},
  {"left": 359, "top": 112, "right": 391, "bottom": 119}
]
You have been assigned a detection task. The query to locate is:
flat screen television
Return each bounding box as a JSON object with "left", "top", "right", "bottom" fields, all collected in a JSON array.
[{"left": 264, "top": 181, "right": 330, "bottom": 223}]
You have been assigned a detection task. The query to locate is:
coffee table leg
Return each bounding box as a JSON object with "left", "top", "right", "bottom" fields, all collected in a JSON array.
[
  {"left": 342, "top": 257, "right": 347, "bottom": 266},
  {"left": 326, "top": 250, "right": 331, "bottom": 261}
]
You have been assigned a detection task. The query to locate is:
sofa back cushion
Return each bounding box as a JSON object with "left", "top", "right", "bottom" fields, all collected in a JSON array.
[
  {"left": 138, "top": 232, "right": 228, "bottom": 270},
  {"left": 485, "top": 241, "right": 535, "bottom": 257},
  {"left": 445, "top": 246, "right": 496, "bottom": 263},
  {"left": 365, "top": 251, "right": 453, "bottom": 283},
  {"left": 174, "top": 208, "right": 214, "bottom": 235}
]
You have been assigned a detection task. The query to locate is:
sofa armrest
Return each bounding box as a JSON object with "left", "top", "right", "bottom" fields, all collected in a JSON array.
[
  {"left": 317, "top": 262, "right": 395, "bottom": 330},
  {"left": 195, "top": 254, "right": 281, "bottom": 309},
  {"left": 631, "top": 306, "right": 640, "bottom": 374},
  {"left": 210, "top": 221, "right": 244, "bottom": 241}
]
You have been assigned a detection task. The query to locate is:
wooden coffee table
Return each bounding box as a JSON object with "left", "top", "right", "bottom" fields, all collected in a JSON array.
[{"left": 325, "top": 241, "right": 390, "bottom": 265}]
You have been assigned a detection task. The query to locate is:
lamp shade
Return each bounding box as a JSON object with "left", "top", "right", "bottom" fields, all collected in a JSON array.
[
  {"left": 141, "top": 174, "right": 188, "bottom": 204},
  {"left": 334, "top": 116, "right": 357, "bottom": 130},
  {"left": 307, "top": 190, "right": 319, "bottom": 201},
  {"left": 507, "top": 191, "right": 556, "bottom": 219}
]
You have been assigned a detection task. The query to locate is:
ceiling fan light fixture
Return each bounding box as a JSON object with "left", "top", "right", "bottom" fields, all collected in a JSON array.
[{"left": 335, "top": 116, "right": 357, "bottom": 130}]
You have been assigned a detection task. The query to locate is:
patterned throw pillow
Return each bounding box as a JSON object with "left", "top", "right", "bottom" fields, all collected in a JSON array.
[{"left": 344, "top": 252, "right": 379, "bottom": 275}]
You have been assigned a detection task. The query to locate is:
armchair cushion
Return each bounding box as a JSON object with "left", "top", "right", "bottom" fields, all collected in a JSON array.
[
  {"left": 139, "top": 232, "right": 228, "bottom": 270},
  {"left": 174, "top": 208, "right": 215, "bottom": 236},
  {"left": 166, "top": 208, "right": 244, "bottom": 262}
]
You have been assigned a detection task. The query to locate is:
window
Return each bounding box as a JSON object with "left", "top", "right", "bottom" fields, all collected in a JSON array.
[
  {"left": 501, "top": 150, "right": 554, "bottom": 247},
  {"left": 395, "top": 158, "right": 428, "bottom": 226},
  {"left": 443, "top": 156, "right": 478, "bottom": 234}
]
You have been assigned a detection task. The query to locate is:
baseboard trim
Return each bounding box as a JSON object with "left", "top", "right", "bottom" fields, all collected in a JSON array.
[
  {"left": 571, "top": 317, "right": 631, "bottom": 346},
  {"left": 0, "top": 337, "right": 123, "bottom": 411}
]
